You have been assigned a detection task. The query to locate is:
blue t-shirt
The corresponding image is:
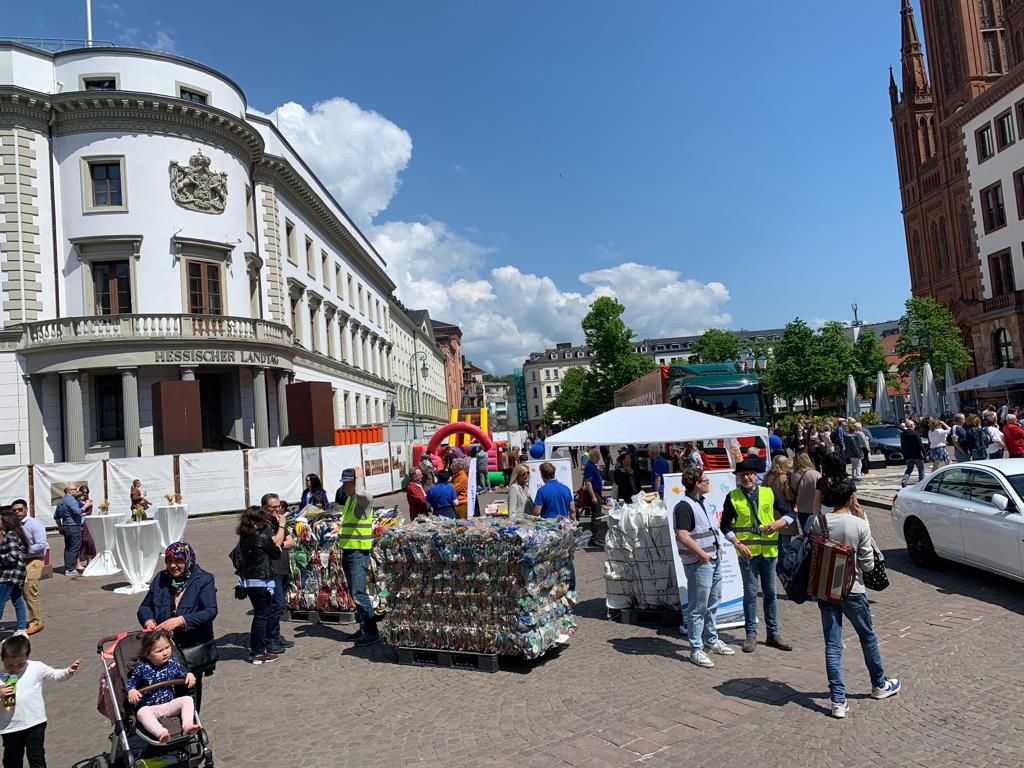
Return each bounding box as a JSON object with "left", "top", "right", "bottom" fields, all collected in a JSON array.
[
  {"left": 652, "top": 455, "right": 670, "bottom": 497},
  {"left": 534, "top": 480, "right": 573, "bottom": 519},
  {"left": 583, "top": 461, "right": 603, "bottom": 502},
  {"left": 425, "top": 483, "right": 457, "bottom": 516}
]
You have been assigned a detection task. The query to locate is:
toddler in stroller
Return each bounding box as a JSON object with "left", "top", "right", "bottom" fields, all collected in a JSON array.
[
  {"left": 125, "top": 630, "right": 200, "bottom": 743},
  {"left": 79, "top": 629, "right": 212, "bottom": 768}
]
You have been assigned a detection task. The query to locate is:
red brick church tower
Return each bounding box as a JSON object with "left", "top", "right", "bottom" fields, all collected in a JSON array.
[{"left": 890, "top": 0, "right": 1008, "bottom": 375}]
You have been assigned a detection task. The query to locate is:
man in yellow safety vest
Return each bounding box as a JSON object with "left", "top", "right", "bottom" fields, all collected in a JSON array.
[
  {"left": 720, "top": 457, "right": 796, "bottom": 654},
  {"left": 338, "top": 465, "right": 379, "bottom": 647}
]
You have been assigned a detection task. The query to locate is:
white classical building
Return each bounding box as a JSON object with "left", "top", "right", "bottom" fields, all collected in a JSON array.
[
  {"left": 0, "top": 42, "right": 397, "bottom": 465},
  {"left": 387, "top": 301, "right": 448, "bottom": 440}
]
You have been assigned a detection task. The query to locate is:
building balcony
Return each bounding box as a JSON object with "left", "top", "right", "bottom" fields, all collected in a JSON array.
[
  {"left": 17, "top": 313, "right": 293, "bottom": 351},
  {"left": 982, "top": 291, "right": 1024, "bottom": 315}
]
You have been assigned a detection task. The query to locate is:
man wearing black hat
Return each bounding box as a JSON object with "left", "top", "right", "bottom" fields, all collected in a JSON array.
[
  {"left": 338, "top": 465, "right": 380, "bottom": 646},
  {"left": 720, "top": 457, "right": 796, "bottom": 654}
]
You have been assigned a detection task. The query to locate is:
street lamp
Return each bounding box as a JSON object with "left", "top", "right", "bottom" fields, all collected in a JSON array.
[
  {"left": 756, "top": 354, "right": 768, "bottom": 371},
  {"left": 409, "top": 351, "right": 429, "bottom": 441},
  {"left": 739, "top": 348, "right": 752, "bottom": 372}
]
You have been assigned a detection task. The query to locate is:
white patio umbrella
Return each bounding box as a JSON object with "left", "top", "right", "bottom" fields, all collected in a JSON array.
[
  {"left": 909, "top": 370, "right": 922, "bottom": 416},
  {"left": 874, "top": 371, "right": 893, "bottom": 422},
  {"left": 922, "top": 362, "right": 942, "bottom": 417},
  {"left": 944, "top": 362, "right": 961, "bottom": 415},
  {"left": 846, "top": 374, "right": 859, "bottom": 418}
]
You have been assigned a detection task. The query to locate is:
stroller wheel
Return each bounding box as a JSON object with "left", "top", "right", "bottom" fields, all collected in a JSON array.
[{"left": 203, "top": 748, "right": 214, "bottom": 767}]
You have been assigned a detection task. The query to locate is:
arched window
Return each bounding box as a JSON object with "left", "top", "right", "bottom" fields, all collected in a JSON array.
[
  {"left": 994, "top": 328, "right": 1015, "bottom": 368},
  {"left": 928, "top": 116, "right": 937, "bottom": 158},
  {"left": 920, "top": 117, "right": 932, "bottom": 159},
  {"left": 912, "top": 232, "right": 924, "bottom": 279},
  {"left": 939, "top": 217, "right": 949, "bottom": 266},
  {"left": 960, "top": 207, "right": 974, "bottom": 263},
  {"left": 931, "top": 221, "right": 943, "bottom": 270}
]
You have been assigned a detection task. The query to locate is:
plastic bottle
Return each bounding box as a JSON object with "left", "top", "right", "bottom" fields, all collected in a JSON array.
[{"left": 3, "top": 676, "right": 16, "bottom": 708}]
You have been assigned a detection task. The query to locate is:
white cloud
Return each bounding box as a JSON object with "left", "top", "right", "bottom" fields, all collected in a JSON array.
[
  {"left": 264, "top": 94, "right": 734, "bottom": 372},
  {"left": 262, "top": 98, "right": 412, "bottom": 228}
]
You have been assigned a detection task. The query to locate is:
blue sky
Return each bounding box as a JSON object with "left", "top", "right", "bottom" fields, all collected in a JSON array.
[{"left": 7, "top": 1, "right": 914, "bottom": 372}]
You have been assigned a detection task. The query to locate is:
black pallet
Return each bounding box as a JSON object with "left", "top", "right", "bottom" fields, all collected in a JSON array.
[
  {"left": 613, "top": 606, "right": 680, "bottom": 626},
  {"left": 284, "top": 608, "right": 358, "bottom": 625},
  {"left": 396, "top": 646, "right": 500, "bottom": 673}
]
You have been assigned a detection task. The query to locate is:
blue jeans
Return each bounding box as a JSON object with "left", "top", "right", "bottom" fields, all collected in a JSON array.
[
  {"left": 61, "top": 526, "right": 82, "bottom": 573},
  {"left": 902, "top": 459, "right": 925, "bottom": 484},
  {"left": 0, "top": 582, "right": 27, "bottom": 630},
  {"left": 268, "top": 574, "right": 287, "bottom": 644},
  {"left": 245, "top": 587, "right": 273, "bottom": 656},
  {"left": 737, "top": 555, "right": 779, "bottom": 637},
  {"left": 683, "top": 557, "right": 721, "bottom": 651},
  {"left": 818, "top": 592, "right": 886, "bottom": 704},
  {"left": 342, "top": 549, "right": 378, "bottom": 636}
]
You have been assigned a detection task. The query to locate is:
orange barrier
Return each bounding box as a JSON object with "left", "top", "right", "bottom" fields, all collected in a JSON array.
[{"left": 334, "top": 425, "right": 384, "bottom": 445}]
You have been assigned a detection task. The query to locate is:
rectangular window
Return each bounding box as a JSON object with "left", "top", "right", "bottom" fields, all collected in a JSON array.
[
  {"left": 532, "top": 386, "right": 538, "bottom": 398},
  {"left": 545, "top": 385, "right": 552, "bottom": 396},
  {"left": 997, "top": 110, "right": 1016, "bottom": 150},
  {"left": 990, "top": 249, "right": 1015, "bottom": 296},
  {"left": 347, "top": 275, "right": 355, "bottom": 307},
  {"left": 309, "top": 305, "right": 321, "bottom": 353},
  {"left": 186, "top": 260, "right": 223, "bottom": 315},
  {"left": 244, "top": 186, "right": 254, "bottom": 238},
  {"left": 981, "top": 182, "right": 1006, "bottom": 232},
  {"left": 335, "top": 265, "right": 343, "bottom": 298},
  {"left": 92, "top": 261, "right": 132, "bottom": 315},
  {"left": 1016, "top": 101, "right": 1024, "bottom": 139},
  {"left": 93, "top": 374, "right": 124, "bottom": 442},
  {"left": 305, "top": 237, "right": 315, "bottom": 276},
  {"left": 178, "top": 87, "right": 208, "bottom": 105},
  {"left": 285, "top": 221, "right": 297, "bottom": 265},
  {"left": 358, "top": 284, "right": 365, "bottom": 314},
  {"left": 977, "top": 124, "right": 996, "bottom": 161},
  {"left": 83, "top": 77, "right": 116, "bottom": 90},
  {"left": 984, "top": 31, "right": 1003, "bottom": 74},
  {"left": 1015, "top": 169, "right": 1024, "bottom": 220},
  {"left": 321, "top": 251, "right": 330, "bottom": 290},
  {"left": 87, "top": 161, "right": 124, "bottom": 208}
]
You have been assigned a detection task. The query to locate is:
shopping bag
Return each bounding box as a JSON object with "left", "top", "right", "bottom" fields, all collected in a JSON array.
[{"left": 807, "top": 514, "right": 855, "bottom": 604}]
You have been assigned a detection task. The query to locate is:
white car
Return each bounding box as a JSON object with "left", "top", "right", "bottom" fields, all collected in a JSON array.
[{"left": 891, "top": 459, "right": 1024, "bottom": 582}]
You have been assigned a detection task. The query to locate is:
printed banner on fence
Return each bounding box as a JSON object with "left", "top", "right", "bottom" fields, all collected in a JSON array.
[
  {"left": 360, "top": 442, "right": 393, "bottom": 496},
  {"left": 467, "top": 457, "right": 478, "bottom": 518},
  {"left": 663, "top": 470, "right": 745, "bottom": 627},
  {"left": 248, "top": 447, "right": 303, "bottom": 509},
  {"left": 32, "top": 461, "right": 105, "bottom": 527},
  {"left": 321, "top": 445, "right": 361, "bottom": 502},
  {"left": 0, "top": 467, "right": 29, "bottom": 509},
  {"left": 107, "top": 456, "right": 175, "bottom": 517},
  {"left": 178, "top": 451, "right": 245, "bottom": 516},
  {"left": 301, "top": 448, "right": 321, "bottom": 479},
  {"left": 390, "top": 442, "right": 410, "bottom": 490},
  {"left": 525, "top": 458, "right": 573, "bottom": 503}
]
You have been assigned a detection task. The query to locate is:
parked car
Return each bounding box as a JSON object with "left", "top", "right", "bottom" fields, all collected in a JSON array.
[
  {"left": 890, "top": 459, "right": 1024, "bottom": 582},
  {"left": 864, "top": 424, "right": 906, "bottom": 464}
]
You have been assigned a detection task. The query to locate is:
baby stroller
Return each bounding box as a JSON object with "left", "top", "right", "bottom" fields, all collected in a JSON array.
[{"left": 73, "top": 630, "right": 213, "bottom": 768}]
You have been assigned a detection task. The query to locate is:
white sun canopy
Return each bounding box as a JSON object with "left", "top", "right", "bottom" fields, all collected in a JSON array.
[{"left": 543, "top": 404, "right": 768, "bottom": 455}]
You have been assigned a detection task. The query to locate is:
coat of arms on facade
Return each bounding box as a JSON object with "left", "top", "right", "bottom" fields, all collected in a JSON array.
[{"left": 169, "top": 150, "right": 228, "bottom": 213}]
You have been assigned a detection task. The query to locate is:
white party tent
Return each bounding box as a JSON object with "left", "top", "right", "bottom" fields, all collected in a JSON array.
[{"left": 543, "top": 403, "right": 768, "bottom": 456}]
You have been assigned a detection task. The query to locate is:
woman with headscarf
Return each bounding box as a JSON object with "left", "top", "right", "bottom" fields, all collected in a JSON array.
[
  {"left": 300, "top": 474, "right": 329, "bottom": 509},
  {"left": 137, "top": 541, "right": 218, "bottom": 710}
]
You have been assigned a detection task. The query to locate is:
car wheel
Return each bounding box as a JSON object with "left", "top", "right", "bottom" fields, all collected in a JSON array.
[{"left": 905, "top": 518, "right": 940, "bottom": 568}]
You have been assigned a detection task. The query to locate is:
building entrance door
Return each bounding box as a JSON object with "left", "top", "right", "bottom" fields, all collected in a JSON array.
[{"left": 198, "top": 374, "right": 224, "bottom": 450}]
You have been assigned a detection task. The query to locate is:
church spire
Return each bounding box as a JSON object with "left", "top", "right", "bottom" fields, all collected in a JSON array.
[{"left": 900, "top": 0, "right": 930, "bottom": 98}]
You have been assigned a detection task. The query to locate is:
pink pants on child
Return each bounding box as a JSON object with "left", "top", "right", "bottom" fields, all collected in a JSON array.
[{"left": 137, "top": 696, "right": 195, "bottom": 737}]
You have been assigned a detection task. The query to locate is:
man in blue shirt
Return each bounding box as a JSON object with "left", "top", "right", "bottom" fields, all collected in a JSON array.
[
  {"left": 583, "top": 447, "right": 604, "bottom": 532},
  {"left": 649, "top": 446, "right": 670, "bottom": 498},
  {"left": 533, "top": 463, "right": 576, "bottom": 520},
  {"left": 54, "top": 485, "right": 84, "bottom": 577},
  {"left": 424, "top": 470, "right": 458, "bottom": 518}
]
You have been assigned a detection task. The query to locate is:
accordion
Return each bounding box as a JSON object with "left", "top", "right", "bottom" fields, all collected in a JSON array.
[{"left": 807, "top": 529, "right": 856, "bottom": 604}]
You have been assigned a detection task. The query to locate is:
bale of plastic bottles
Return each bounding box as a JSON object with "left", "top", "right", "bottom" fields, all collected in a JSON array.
[{"left": 373, "top": 517, "right": 580, "bottom": 659}]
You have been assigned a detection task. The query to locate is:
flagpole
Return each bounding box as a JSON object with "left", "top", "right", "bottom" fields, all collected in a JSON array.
[{"left": 86, "top": 0, "right": 93, "bottom": 47}]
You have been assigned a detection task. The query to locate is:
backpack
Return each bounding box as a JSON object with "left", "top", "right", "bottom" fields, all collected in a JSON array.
[
  {"left": 960, "top": 427, "right": 976, "bottom": 451},
  {"left": 776, "top": 535, "right": 812, "bottom": 605}
]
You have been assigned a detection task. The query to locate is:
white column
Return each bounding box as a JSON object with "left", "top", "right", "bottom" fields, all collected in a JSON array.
[
  {"left": 253, "top": 367, "right": 270, "bottom": 448},
  {"left": 61, "top": 371, "right": 85, "bottom": 462},
  {"left": 119, "top": 367, "right": 141, "bottom": 458}
]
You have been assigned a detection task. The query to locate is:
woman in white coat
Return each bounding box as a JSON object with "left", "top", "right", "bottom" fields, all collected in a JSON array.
[{"left": 507, "top": 464, "right": 534, "bottom": 519}]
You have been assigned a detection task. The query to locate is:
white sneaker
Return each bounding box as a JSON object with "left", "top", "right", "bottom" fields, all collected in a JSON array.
[
  {"left": 705, "top": 640, "right": 736, "bottom": 656},
  {"left": 11, "top": 630, "right": 28, "bottom": 639},
  {"left": 689, "top": 649, "right": 715, "bottom": 668},
  {"left": 831, "top": 701, "right": 849, "bottom": 719},
  {"left": 871, "top": 678, "right": 901, "bottom": 699}
]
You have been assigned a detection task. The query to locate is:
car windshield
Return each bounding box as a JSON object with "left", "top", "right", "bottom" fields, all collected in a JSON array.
[
  {"left": 1005, "top": 474, "right": 1024, "bottom": 500},
  {"left": 867, "top": 426, "right": 900, "bottom": 439},
  {"left": 681, "top": 393, "right": 761, "bottom": 420}
]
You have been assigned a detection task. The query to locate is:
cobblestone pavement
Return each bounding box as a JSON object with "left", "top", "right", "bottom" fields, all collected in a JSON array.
[{"left": 28, "top": 485, "right": 1024, "bottom": 768}]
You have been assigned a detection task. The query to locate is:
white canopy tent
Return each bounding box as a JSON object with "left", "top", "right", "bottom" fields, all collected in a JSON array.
[{"left": 544, "top": 404, "right": 768, "bottom": 456}]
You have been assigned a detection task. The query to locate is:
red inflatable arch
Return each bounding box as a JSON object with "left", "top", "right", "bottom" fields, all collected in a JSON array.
[{"left": 425, "top": 422, "right": 493, "bottom": 456}]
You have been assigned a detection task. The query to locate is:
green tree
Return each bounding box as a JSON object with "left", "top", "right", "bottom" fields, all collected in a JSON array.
[
  {"left": 895, "top": 296, "right": 972, "bottom": 387},
  {"left": 763, "top": 319, "right": 817, "bottom": 412},
  {"left": 813, "top": 321, "right": 857, "bottom": 403},
  {"left": 580, "top": 296, "right": 655, "bottom": 416},
  {"left": 851, "top": 330, "right": 890, "bottom": 396},
  {"left": 544, "top": 367, "right": 588, "bottom": 424},
  {"left": 688, "top": 329, "right": 742, "bottom": 364}
]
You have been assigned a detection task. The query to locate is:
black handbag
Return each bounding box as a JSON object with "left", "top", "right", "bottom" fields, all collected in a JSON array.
[
  {"left": 181, "top": 640, "right": 220, "bottom": 673},
  {"left": 863, "top": 543, "right": 890, "bottom": 591}
]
